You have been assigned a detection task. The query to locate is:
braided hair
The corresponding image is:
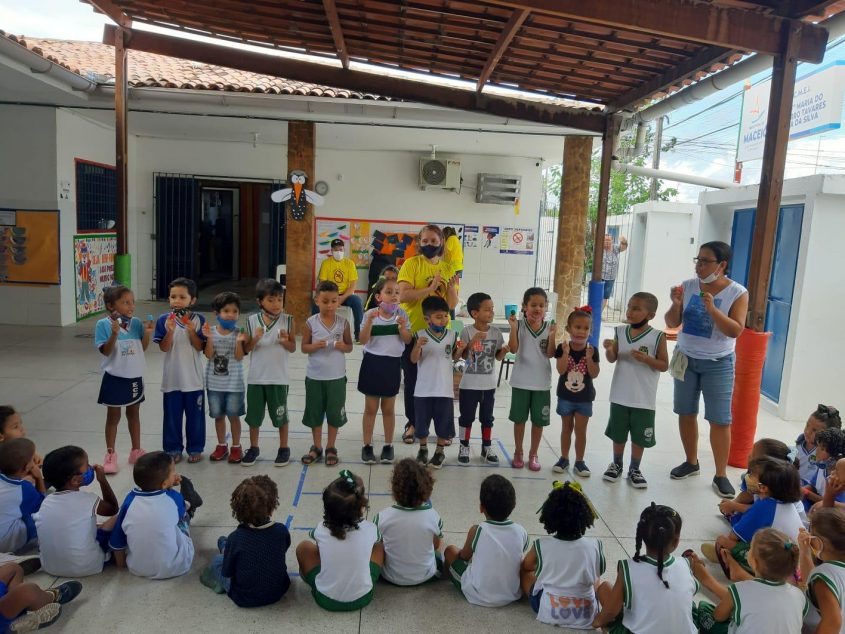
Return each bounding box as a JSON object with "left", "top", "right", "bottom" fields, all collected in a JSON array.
[
  {"left": 634, "top": 503, "right": 682, "bottom": 589},
  {"left": 322, "top": 470, "right": 368, "bottom": 540}
]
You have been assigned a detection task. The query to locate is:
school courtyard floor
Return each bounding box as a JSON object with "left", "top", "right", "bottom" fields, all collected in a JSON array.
[{"left": 0, "top": 301, "right": 801, "bottom": 633}]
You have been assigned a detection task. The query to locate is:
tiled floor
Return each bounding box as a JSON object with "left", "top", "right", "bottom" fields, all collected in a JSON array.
[{"left": 0, "top": 302, "right": 804, "bottom": 632}]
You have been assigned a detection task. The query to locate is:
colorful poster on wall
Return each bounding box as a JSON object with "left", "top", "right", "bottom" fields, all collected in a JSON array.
[
  {"left": 74, "top": 233, "right": 117, "bottom": 320},
  {"left": 481, "top": 225, "right": 500, "bottom": 248},
  {"left": 464, "top": 225, "right": 480, "bottom": 248},
  {"left": 500, "top": 226, "right": 535, "bottom": 255},
  {"left": 0, "top": 209, "right": 60, "bottom": 285}
]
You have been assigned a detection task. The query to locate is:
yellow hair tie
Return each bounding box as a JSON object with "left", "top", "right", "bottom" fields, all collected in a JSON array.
[{"left": 538, "top": 480, "right": 598, "bottom": 519}]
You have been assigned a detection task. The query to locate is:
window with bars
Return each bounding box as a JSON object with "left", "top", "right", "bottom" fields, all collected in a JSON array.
[{"left": 76, "top": 159, "right": 116, "bottom": 232}]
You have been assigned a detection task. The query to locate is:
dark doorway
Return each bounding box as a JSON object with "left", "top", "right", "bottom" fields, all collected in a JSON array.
[{"left": 199, "top": 187, "right": 238, "bottom": 287}]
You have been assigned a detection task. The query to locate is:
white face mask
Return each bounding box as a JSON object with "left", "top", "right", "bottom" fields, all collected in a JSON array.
[
  {"left": 699, "top": 271, "right": 720, "bottom": 284},
  {"left": 332, "top": 251, "right": 344, "bottom": 261}
]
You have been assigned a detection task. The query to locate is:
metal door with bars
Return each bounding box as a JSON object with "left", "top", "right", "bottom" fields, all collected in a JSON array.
[{"left": 154, "top": 173, "right": 197, "bottom": 299}]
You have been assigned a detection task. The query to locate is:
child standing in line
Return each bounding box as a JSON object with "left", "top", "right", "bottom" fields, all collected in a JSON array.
[
  {"left": 95, "top": 284, "right": 153, "bottom": 473},
  {"left": 508, "top": 287, "right": 557, "bottom": 472},
  {"left": 798, "top": 507, "right": 845, "bottom": 632},
  {"left": 364, "top": 265, "right": 399, "bottom": 311},
  {"left": 795, "top": 404, "right": 841, "bottom": 486},
  {"left": 553, "top": 307, "right": 600, "bottom": 477},
  {"left": 358, "top": 277, "right": 412, "bottom": 465},
  {"left": 411, "top": 296, "right": 465, "bottom": 469},
  {"left": 242, "top": 279, "right": 296, "bottom": 467},
  {"left": 444, "top": 474, "right": 528, "bottom": 607},
  {"left": 521, "top": 481, "right": 611, "bottom": 629},
  {"left": 0, "top": 439, "right": 44, "bottom": 554},
  {"left": 601, "top": 292, "right": 669, "bottom": 489},
  {"left": 201, "top": 475, "right": 291, "bottom": 607},
  {"left": 203, "top": 292, "right": 248, "bottom": 465},
  {"left": 457, "top": 292, "right": 508, "bottom": 466},
  {"left": 34, "top": 446, "right": 119, "bottom": 577},
  {"left": 592, "top": 503, "right": 698, "bottom": 633},
  {"left": 301, "top": 281, "right": 353, "bottom": 467},
  {"left": 296, "top": 470, "right": 384, "bottom": 611},
  {"left": 153, "top": 277, "right": 207, "bottom": 464},
  {"left": 374, "top": 458, "right": 443, "bottom": 586}
]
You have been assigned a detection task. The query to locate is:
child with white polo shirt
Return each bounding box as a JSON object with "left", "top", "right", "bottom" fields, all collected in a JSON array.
[
  {"left": 0, "top": 439, "right": 44, "bottom": 554},
  {"left": 109, "top": 451, "right": 197, "bottom": 579}
]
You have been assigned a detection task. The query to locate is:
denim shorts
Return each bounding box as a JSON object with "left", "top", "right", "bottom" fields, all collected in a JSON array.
[
  {"left": 673, "top": 353, "right": 735, "bottom": 425},
  {"left": 556, "top": 398, "right": 593, "bottom": 418},
  {"left": 207, "top": 390, "right": 245, "bottom": 418}
]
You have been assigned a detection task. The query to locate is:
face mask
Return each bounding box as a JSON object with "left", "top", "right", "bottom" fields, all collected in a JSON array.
[
  {"left": 80, "top": 466, "right": 95, "bottom": 487},
  {"left": 172, "top": 307, "right": 190, "bottom": 318},
  {"left": 420, "top": 244, "right": 441, "bottom": 259},
  {"left": 218, "top": 317, "right": 238, "bottom": 330},
  {"left": 698, "top": 271, "right": 720, "bottom": 284},
  {"left": 629, "top": 319, "right": 648, "bottom": 329},
  {"left": 332, "top": 251, "right": 344, "bottom": 261},
  {"left": 263, "top": 308, "right": 281, "bottom": 319},
  {"left": 569, "top": 335, "right": 588, "bottom": 346},
  {"left": 429, "top": 323, "right": 446, "bottom": 334},
  {"left": 379, "top": 302, "right": 398, "bottom": 315}
]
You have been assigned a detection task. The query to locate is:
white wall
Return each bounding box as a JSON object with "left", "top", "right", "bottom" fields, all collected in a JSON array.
[{"left": 0, "top": 105, "right": 60, "bottom": 325}]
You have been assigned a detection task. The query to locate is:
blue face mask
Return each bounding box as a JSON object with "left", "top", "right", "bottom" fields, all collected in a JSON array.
[
  {"left": 80, "top": 466, "right": 95, "bottom": 487},
  {"left": 218, "top": 317, "right": 238, "bottom": 330},
  {"left": 420, "top": 244, "right": 441, "bottom": 259},
  {"left": 429, "top": 323, "right": 446, "bottom": 334}
]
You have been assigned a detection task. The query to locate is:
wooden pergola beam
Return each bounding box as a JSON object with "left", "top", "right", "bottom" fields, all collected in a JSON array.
[
  {"left": 322, "top": 0, "right": 349, "bottom": 69},
  {"left": 476, "top": 9, "right": 530, "bottom": 92},
  {"left": 102, "top": 24, "right": 605, "bottom": 133},
  {"left": 485, "top": 0, "right": 829, "bottom": 62},
  {"left": 84, "top": 0, "right": 131, "bottom": 27}
]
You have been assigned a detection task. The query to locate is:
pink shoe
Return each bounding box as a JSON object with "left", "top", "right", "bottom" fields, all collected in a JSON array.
[
  {"left": 128, "top": 448, "right": 146, "bottom": 465},
  {"left": 528, "top": 454, "right": 541, "bottom": 472},
  {"left": 511, "top": 451, "right": 524, "bottom": 469},
  {"left": 103, "top": 451, "right": 118, "bottom": 475}
]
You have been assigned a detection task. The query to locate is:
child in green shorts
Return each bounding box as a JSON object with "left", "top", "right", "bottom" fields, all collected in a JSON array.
[
  {"left": 301, "top": 281, "right": 353, "bottom": 467},
  {"left": 243, "top": 279, "right": 296, "bottom": 467},
  {"left": 601, "top": 292, "right": 668, "bottom": 489}
]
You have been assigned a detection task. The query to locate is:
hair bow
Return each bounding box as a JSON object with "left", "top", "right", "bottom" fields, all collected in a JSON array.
[
  {"left": 574, "top": 305, "right": 593, "bottom": 314},
  {"left": 784, "top": 541, "right": 795, "bottom": 551},
  {"left": 338, "top": 469, "right": 357, "bottom": 491},
  {"left": 537, "top": 480, "right": 597, "bottom": 519}
]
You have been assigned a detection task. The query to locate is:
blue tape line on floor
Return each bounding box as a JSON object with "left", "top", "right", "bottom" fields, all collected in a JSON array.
[
  {"left": 285, "top": 514, "right": 293, "bottom": 529},
  {"left": 512, "top": 476, "right": 545, "bottom": 481},
  {"left": 292, "top": 464, "right": 309, "bottom": 508},
  {"left": 496, "top": 439, "right": 512, "bottom": 464},
  {"left": 291, "top": 526, "right": 315, "bottom": 531}
]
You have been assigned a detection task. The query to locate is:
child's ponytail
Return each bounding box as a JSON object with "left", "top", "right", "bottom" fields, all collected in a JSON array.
[{"left": 634, "top": 502, "right": 682, "bottom": 590}]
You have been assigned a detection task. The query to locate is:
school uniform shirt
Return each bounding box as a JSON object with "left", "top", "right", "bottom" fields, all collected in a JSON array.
[
  {"left": 373, "top": 502, "right": 443, "bottom": 586},
  {"left": 796, "top": 435, "right": 819, "bottom": 485},
  {"left": 812, "top": 463, "right": 845, "bottom": 504},
  {"left": 619, "top": 555, "right": 699, "bottom": 634},
  {"left": 94, "top": 316, "right": 146, "bottom": 378},
  {"left": 205, "top": 327, "right": 245, "bottom": 392},
  {"left": 532, "top": 536, "right": 605, "bottom": 629},
  {"left": 677, "top": 278, "right": 747, "bottom": 360},
  {"left": 460, "top": 519, "right": 528, "bottom": 608},
  {"left": 555, "top": 344, "right": 599, "bottom": 402},
  {"left": 735, "top": 476, "right": 808, "bottom": 529},
  {"left": 305, "top": 314, "right": 348, "bottom": 381},
  {"left": 804, "top": 561, "right": 845, "bottom": 633},
  {"left": 245, "top": 313, "right": 293, "bottom": 386},
  {"left": 609, "top": 325, "right": 664, "bottom": 410},
  {"left": 221, "top": 521, "right": 291, "bottom": 608},
  {"left": 509, "top": 320, "right": 552, "bottom": 391},
  {"left": 318, "top": 257, "right": 358, "bottom": 295},
  {"left": 0, "top": 474, "right": 43, "bottom": 553},
  {"left": 459, "top": 325, "right": 505, "bottom": 391},
  {"left": 153, "top": 312, "right": 206, "bottom": 393},
  {"left": 397, "top": 255, "right": 455, "bottom": 334},
  {"left": 732, "top": 497, "right": 804, "bottom": 543},
  {"left": 308, "top": 520, "right": 381, "bottom": 602},
  {"left": 413, "top": 328, "right": 458, "bottom": 399},
  {"left": 33, "top": 490, "right": 106, "bottom": 577},
  {"left": 363, "top": 309, "right": 408, "bottom": 358},
  {"left": 109, "top": 489, "right": 194, "bottom": 579},
  {"left": 727, "top": 579, "right": 807, "bottom": 633}
]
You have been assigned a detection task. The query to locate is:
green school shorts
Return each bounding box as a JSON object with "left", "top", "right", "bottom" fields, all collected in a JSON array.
[
  {"left": 509, "top": 387, "right": 551, "bottom": 427},
  {"left": 303, "top": 562, "right": 381, "bottom": 612},
  {"left": 302, "top": 377, "right": 348, "bottom": 428},
  {"left": 605, "top": 403, "right": 657, "bottom": 448},
  {"left": 245, "top": 384, "right": 289, "bottom": 428}
]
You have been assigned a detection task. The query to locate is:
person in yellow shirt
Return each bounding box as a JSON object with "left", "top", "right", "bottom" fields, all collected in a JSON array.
[
  {"left": 314, "top": 238, "right": 363, "bottom": 340},
  {"left": 442, "top": 226, "right": 464, "bottom": 319}
]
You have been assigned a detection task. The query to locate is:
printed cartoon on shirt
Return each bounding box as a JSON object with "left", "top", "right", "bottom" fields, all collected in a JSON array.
[
  {"left": 682, "top": 294, "right": 722, "bottom": 339},
  {"left": 466, "top": 339, "right": 497, "bottom": 375}
]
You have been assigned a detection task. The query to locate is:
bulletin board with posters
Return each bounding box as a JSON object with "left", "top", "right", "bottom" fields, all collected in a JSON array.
[
  {"left": 73, "top": 233, "right": 117, "bottom": 320},
  {"left": 0, "top": 209, "right": 61, "bottom": 285},
  {"left": 313, "top": 217, "right": 463, "bottom": 293}
]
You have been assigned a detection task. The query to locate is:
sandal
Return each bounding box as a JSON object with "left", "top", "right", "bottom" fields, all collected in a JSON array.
[
  {"left": 402, "top": 423, "right": 415, "bottom": 444},
  {"left": 187, "top": 453, "right": 203, "bottom": 463},
  {"left": 325, "top": 447, "right": 339, "bottom": 467},
  {"left": 301, "top": 445, "right": 323, "bottom": 465}
]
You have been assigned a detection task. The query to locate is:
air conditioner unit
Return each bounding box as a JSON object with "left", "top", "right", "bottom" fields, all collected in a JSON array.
[{"left": 419, "top": 158, "right": 461, "bottom": 191}]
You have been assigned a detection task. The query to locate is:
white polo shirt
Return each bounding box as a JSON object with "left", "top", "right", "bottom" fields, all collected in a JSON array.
[
  {"left": 33, "top": 490, "right": 107, "bottom": 577},
  {"left": 308, "top": 520, "right": 380, "bottom": 602},
  {"left": 373, "top": 502, "right": 443, "bottom": 586},
  {"left": 0, "top": 474, "right": 42, "bottom": 553},
  {"left": 459, "top": 519, "right": 528, "bottom": 607}
]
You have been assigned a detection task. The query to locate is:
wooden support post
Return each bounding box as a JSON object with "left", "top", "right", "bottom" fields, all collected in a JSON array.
[
  {"left": 114, "top": 26, "right": 130, "bottom": 286},
  {"left": 591, "top": 117, "right": 617, "bottom": 282},
  {"left": 553, "top": 136, "right": 593, "bottom": 333},
  {"left": 286, "top": 121, "right": 316, "bottom": 334},
  {"left": 746, "top": 24, "right": 800, "bottom": 332}
]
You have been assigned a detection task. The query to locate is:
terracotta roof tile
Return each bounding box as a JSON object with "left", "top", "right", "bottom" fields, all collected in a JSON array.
[{"left": 0, "top": 31, "right": 388, "bottom": 100}]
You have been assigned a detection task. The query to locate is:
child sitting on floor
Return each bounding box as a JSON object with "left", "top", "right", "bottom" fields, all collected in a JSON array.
[
  {"left": 202, "top": 475, "right": 291, "bottom": 607},
  {"left": 444, "top": 474, "right": 528, "bottom": 607},
  {"left": 798, "top": 507, "right": 845, "bottom": 632},
  {"left": 795, "top": 404, "right": 841, "bottom": 486},
  {"left": 803, "top": 427, "right": 845, "bottom": 512},
  {"left": 0, "top": 562, "right": 82, "bottom": 633},
  {"left": 34, "top": 446, "right": 119, "bottom": 577},
  {"left": 297, "top": 470, "right": 384, "bottom": 611},
  {"left": 0, "top": 439, "right": 45, "bottom": 554},
  {"left": 0, "top": 407, "right": 41, "bottom": 468},
  {"left": 521, "top": 480, "right": 611, "bottom": 629},
  {"left": 374, "top": 458, "right": 443, "bottom": 586}
]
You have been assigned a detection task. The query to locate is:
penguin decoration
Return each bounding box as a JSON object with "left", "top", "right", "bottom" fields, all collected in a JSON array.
[{"left": 270, "top": 170, "right": 325, "bottom": 221}]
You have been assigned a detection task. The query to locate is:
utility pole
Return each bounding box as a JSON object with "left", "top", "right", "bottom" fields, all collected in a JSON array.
[{"left": 649, "top": 116, "right": 664, "bottom": 200}]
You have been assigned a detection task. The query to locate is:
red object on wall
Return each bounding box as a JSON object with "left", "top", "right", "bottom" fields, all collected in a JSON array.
[{"left": 728, "top": 328, "right": 771, "bottom": 468}]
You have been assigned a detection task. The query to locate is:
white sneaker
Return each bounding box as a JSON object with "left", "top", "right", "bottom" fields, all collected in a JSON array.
[{"left": 458, "top": 444, "right": 470, "bottom": 465}]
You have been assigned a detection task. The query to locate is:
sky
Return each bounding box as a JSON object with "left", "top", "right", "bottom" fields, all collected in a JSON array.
[{"left": 2, "top": 1, "right": 845, "bottom": 203}]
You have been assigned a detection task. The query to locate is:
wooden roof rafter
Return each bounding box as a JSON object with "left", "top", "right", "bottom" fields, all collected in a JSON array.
[
  {"left": 322, "top": 0, "right": 350, "bottom": 68},
  {"left": 476, "top": 8, "right": 529, "bottom": 92}
]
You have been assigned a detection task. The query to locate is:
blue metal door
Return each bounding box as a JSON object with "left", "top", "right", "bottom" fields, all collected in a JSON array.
[
  {"left": 155, "top": 174, "right": 198, "bottom": 299},
  {"left": 729, "top": 204, "right": 804, "bottom": 401},
  {"left": 268, "top": 179, "right": 286, "bottom": 278}
]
